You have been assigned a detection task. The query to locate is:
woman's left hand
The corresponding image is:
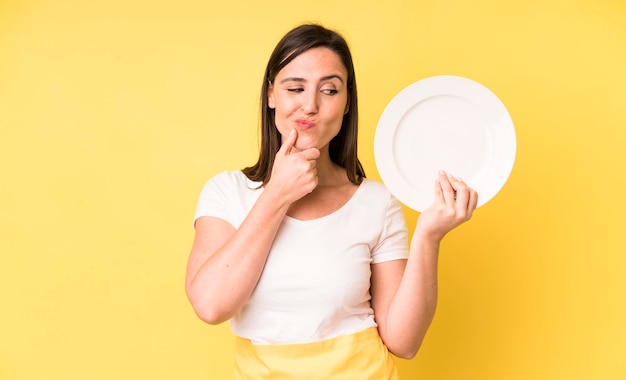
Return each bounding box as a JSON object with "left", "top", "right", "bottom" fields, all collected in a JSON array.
[{"left": 414, "top": 170, "right": 478, "bottom": 242}]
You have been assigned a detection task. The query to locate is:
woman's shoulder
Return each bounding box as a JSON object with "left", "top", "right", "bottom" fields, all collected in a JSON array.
[
  {"left": 360, "top": 178, "right": 408, "bottom": 227},
  {"left": 354, "top": 178, "right": 403, "bottom": 212},
  {"left": 195, "top": 170, "right": 262, "bottom": 226},
  {"left": 360, "top": 178, "right": 394, "bottom": 199},
  {"left": 198, "top": 170, "right": 263, "bottom": 204},
  {"left": 206, "top": 170, "right": 261, "bottom": 189}
]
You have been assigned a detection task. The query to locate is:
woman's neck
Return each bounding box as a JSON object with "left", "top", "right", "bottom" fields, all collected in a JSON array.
[{"left": 314, "top": 151, "right": 349, "bottom": 188}]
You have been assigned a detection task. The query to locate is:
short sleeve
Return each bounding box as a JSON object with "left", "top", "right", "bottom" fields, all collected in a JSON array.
[
  {"left": 371, "top": 195, "right": 409, "bottom": 264},
  {"left": 193, "top": 171, "right": 238, "bottom": 228}
]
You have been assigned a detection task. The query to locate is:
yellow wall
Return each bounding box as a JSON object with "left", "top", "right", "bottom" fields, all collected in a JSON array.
[{"left": 1, "top": 0, "right": 624, "bottom": 379}]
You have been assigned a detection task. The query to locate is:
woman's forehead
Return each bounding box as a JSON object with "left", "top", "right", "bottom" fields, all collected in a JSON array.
[{"left": 277, "top": 47, "right": 348, "bottom": 80}]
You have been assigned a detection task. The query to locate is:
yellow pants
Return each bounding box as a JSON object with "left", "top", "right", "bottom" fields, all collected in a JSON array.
[{"left": 233, "top": 327, "right": 399, "bottom": 379}]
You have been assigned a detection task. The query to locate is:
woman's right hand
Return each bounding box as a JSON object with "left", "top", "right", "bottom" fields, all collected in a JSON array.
[{"left": 267, "top": 129, "right": 320, "bottom": 204}]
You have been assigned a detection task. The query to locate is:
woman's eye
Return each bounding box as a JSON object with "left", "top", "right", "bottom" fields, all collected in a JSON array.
[
  {"left": 287, "top": 88, "right": 304, "bottom": 93},
  {"left": 322, "top": 89, "right": 338, "bottom": 95}
]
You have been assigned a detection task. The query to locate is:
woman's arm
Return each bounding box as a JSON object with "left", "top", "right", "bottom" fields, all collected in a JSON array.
[
  {"left": 185, "top": 130, "right": 319, "bottom": 324},
  {"left": 186, "top": 191, "right": 289, "bottom": 324},
  {"left": 371, "top": 171, "right": 478, "bottom": 359}
]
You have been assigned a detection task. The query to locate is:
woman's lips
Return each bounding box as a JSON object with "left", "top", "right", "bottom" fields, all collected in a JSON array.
[{"left": 295, "top": 119, "right": 314, "bottom": 130}]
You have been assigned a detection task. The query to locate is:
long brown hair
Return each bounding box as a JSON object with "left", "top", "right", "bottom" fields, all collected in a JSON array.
[{"left": 242, "top": 24, "right": 365, "bottom": 185}]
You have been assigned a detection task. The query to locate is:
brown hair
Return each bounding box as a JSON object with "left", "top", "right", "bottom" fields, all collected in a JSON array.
[{"left": 242, "top": 24, "right": 365, "bottom": 185}]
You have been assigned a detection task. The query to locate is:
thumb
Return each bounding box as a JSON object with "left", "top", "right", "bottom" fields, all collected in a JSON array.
[{"left": 279, "top": 129, "right": 297, "bottom": 155}]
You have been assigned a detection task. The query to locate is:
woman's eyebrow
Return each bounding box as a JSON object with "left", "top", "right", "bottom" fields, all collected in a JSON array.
[
  {"left": 279, "top": 74, "right": 345, "bottom": 84},
  {"left": 321, "top": 74, "right": 345, "bottom": 84}
]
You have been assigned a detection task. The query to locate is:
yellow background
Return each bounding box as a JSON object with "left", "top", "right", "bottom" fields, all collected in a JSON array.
[{"left": 1, "top": 0, "right": 624, "bottom": 379}]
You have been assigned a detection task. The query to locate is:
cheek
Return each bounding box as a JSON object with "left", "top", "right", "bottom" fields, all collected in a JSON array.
[
  {"left": 332, "top": 94, "right": 349, "bottom": 114},
  {"left": 273, "top": 95, "right": 297, "bottom": 115},
  {"left": 273, "top": 104, "right": 289, "bottom": 124},
  {"left": 329, "top": 100, "right": 348, "bottom": 122},
  {"left": 272, "top": 107, "right": 293, "bottom": 136}
]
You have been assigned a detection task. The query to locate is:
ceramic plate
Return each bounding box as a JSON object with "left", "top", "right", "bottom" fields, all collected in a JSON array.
[{"left": 374, "top": 75, "right": 516, "bottom": 211}]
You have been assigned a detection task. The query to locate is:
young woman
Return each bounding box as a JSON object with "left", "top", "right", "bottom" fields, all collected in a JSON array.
[{"left": 186, "top": 23, "right": 477, "bottom": 379}]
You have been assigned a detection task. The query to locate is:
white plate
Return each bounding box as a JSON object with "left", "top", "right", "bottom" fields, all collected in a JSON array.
[{"left": 374, "top": 75, "right": 516, "bottom": 211}]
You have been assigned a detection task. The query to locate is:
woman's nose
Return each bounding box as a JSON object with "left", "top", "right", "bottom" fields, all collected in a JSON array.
[{"left": 300, "top": 91, "right": 319, "bottom": 114}]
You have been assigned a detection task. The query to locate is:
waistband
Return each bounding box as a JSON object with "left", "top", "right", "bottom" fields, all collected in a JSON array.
[{"left": 233, "top": 328, "right": 398, "bottom": 379}]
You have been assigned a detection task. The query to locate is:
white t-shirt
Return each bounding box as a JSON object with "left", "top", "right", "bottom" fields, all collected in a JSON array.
[{"left": 194, "top": 170, "right": 409, "bottom": 344}]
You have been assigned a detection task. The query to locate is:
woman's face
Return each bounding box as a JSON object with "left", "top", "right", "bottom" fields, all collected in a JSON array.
[{"left": 268, "top": 47, "right": 349, "bottom": 153}]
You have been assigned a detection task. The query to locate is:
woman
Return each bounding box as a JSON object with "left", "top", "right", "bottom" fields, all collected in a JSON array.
[{"left": 186, "top": 24, "right": 477, "bottom": 379}]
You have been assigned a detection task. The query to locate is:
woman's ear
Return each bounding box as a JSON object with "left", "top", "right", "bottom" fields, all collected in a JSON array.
[
  {"left": 267, "top": 82, "right": 275, "bottom": 109},
  {"left": 344, "top": 98, "right": 349, "bottom": 114}
]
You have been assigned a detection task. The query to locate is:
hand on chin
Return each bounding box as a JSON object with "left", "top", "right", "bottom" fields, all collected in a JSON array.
[{"left": 292, "top": 133, "right": 316, "bottom": 152}]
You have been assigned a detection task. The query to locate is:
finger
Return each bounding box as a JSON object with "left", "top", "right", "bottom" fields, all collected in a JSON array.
[
  {"left": 278, "top": 129, "right": 298, "bottom": 155},
  {"left": 300, "top": 147, "right": 320, "bottom": 161},
  {"left": 468, "top": 188, "right": 478, "bottom": 213},
  {"left": 447, "top": 174, "right": 478, "bottom": 215},
  {"left": 453, "top": 185, "right": 469, "bottom": 208},
  {"left": 447, "top": 174, "right": 467, "bottom": 202},
  {"left": 438, "top": 171, "right": 456, "bottom": 204}
]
